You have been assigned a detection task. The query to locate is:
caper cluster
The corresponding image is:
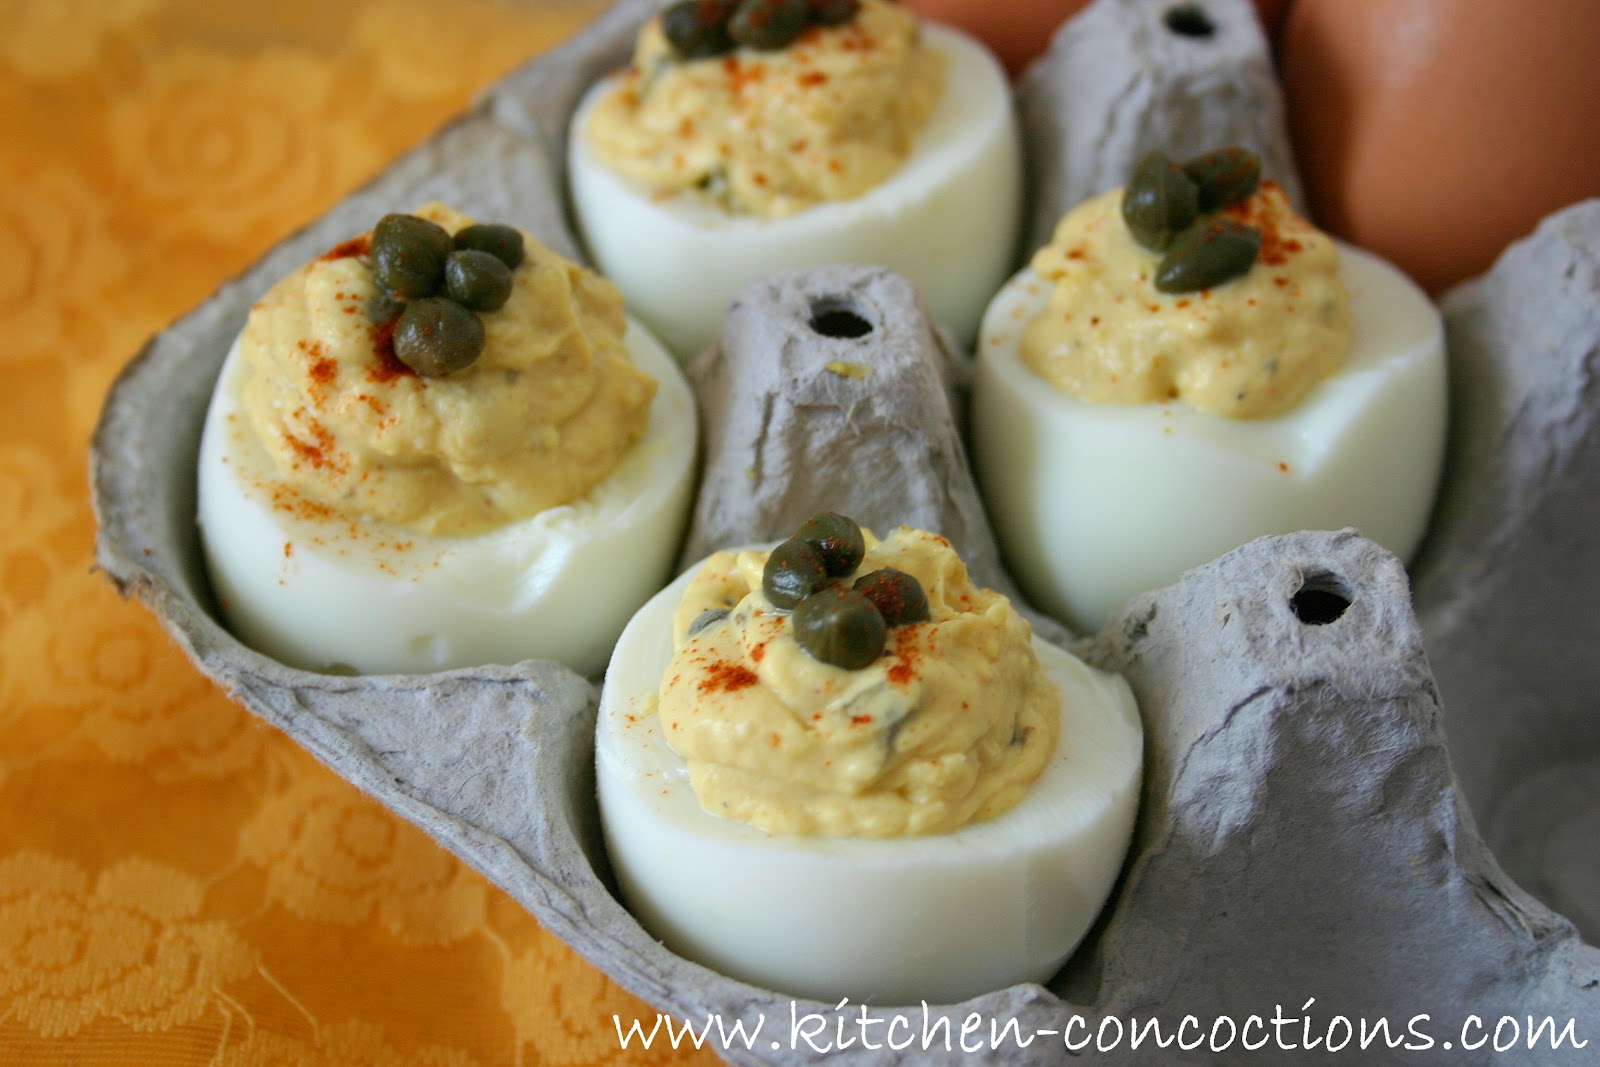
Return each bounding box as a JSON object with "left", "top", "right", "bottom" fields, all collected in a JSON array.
[
  {"left": 369, "top": 213, "right": 526, "bottom": 377},
  {"left": 661, "top": 0, "right": 859, "bottom": 61},
  {"left": 759, "top": 513, "right": 930, "bottom": 670},
  {"left": 1120, "top": 146, "right": 1264, "bottom": 294}
]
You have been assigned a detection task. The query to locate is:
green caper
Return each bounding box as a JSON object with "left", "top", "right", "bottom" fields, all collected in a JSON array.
[
  {"left": 663, "top": 0, "right": 736, "bottom": 60},
  {"left": 806, "top": 0, "right": 858, "bottom": 25},
  {"left": 793, "top": 512, "right": 864, "bottom": 578},
  {"left": 729, "top": 0, "right": 809, "bottom": 50},
  {"left": 762, "top": 538, "right": 828, "bottom": 608},
  {"left": 791, "top": 586, "right": 886, "bottom": 670},
  {"left": 373, "top": 214, "right": 453, "bottom": 299},
  {"left": 453, "top": 223, "right": 525, "bottom": 270},
  {"left": 1154, "top": 219, "right": 1262, "bottom": 294},
  {"left": 392, "top": 297, "right": 485, "bottom": 376},
  {"left": 1182, "top": 145, "right": 1262, "bottom": 212},
  {"left": 1121, "top": 149, "right": 1200, "bottom": 252},
  {"left": 368, "top": 292, "right": 405, "bottom": 325},
  {"left": 688, "top": 608, "right": 730, "bottom": 636},
  {"left": 852, "top": 568, "right": 929, "bottom": 627},
  {"left": 444, "top": 249, "right": 514, "bottom": 312}
]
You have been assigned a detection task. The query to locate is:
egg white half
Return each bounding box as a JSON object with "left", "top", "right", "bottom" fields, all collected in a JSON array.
[
  {"left": 972, "top": 243, "right": 1448, "bottom": 634},
  {"left": 566, "top": 22, "right": 1021, "bottom": 359},
  {"left": 596, "top": 553, "right": 1143, "bottom": 1005},
  {"left": 197, "top": 318, "right": 697, "bottom": 677}
]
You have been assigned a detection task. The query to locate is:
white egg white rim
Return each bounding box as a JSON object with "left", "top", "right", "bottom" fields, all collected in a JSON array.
[
  {"left": 193, "top": 313, "right": 694, "bottom": 675},
  {"left": 977, "top": 242, "right": 1446, "bottom": 476},
  {"left": 566, "top": 21, "right": 1011, "bottom": 239}
]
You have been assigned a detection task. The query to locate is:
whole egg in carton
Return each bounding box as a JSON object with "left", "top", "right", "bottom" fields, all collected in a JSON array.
[{"left": 90, "top": 0, "right": 1600, "bottom": 1061}]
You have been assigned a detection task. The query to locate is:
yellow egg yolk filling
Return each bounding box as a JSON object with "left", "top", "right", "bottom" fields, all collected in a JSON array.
[
  {"left": 238, "top": 202, "right": 657, "bottom": 537},
  {"left": 657, "top": 527, "right": 1061, "bottom": 838},
  {"left": 1021, "top": 182, "right": 1352, "bottom": 419},
  {"left": 584, "top": 0, "right": 946, "bottom": 219}
]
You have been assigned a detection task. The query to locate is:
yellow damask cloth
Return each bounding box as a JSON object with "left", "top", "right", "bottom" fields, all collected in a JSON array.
[{"left": 0, "top": 2, "right": 714, "bottom": 1063}]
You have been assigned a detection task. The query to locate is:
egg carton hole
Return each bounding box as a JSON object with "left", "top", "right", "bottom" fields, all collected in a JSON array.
[
  {"left": 808, "top": 299, "right": 875, "bottom": 340},
  {"left": 1290, "top": 570, "right": 1353, "bottom": 625},
  {"left": 1163, "top": 3, "right": 1217, "bottom": 38}
]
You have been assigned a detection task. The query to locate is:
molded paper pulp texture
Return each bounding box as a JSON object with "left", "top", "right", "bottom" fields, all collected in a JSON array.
[{"left": 90, "top": 0, "right": 1599, "bottom": 1062}]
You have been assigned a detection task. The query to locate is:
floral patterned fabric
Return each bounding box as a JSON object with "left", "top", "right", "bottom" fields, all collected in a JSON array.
[{"left": 0, "top": 2, "right": 712, "bottom": 1063}]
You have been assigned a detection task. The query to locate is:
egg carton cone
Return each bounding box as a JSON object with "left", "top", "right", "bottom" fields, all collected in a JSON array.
[
  {"left": 1412, "top": 199, "right": 1600, "bottom": 943},
  {"left": 1016, "top": 0, "right": 1305, "bottom": 255},
  {"left": 675, "top": 264, "right": 1071, "bottom": 642},
  {"left": 89, "top": 1, "right": 1600, "bottom": 1065}
]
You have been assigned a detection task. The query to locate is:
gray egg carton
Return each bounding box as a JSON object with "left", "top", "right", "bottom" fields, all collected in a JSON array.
[{"left": 91, "top": 0, "right": 1599, "bottom": 1062}]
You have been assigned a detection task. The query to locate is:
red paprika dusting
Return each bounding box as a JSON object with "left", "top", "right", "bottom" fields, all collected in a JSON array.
[
  {"left": 284, "top": 416, "right": 343, "bottom": 473},
  {"left": 308, "top": 355, "right": 337, "bottom": 388},
  {"left": 798, "top": 70, "right": 828, "bottom": 87},
  {"left": 750, "top": 642, "right": 766, "bottom": 663},
  {"left": 886, "top": 625, "right": 924, "bottom": 685},
  {"left": 1222, "top": 182, "right": 1303, "bottom": 267},
  {"left": 699, "top": 661, "right": 759, "bottom": 693},
  {"left": 722, "top": 55, "right": 765, "bottom": 94},
  {"left": 850, "top": 714, "right": 872, "bottom": 725},
  {"left": 319, "top": 235, "right": 370, "bottom": 261},
  {"left": 283, "top": 541, "right": 294, "bottom": 559},
  {"left": 368, "top": 316, "right": 416, "bottom": 384},
  {"left": 266, "top": 483, "right": 338, "bottom": 523}
]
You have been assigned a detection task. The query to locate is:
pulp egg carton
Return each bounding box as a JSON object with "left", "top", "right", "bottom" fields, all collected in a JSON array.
[{"left": 91, "top": 0, "right": 1600, "bottom": 1062}]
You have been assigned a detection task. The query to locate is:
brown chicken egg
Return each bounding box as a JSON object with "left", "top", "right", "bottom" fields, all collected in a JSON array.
[{"left": 1281, "top": 0, "right": 1600, "bottom": 294}]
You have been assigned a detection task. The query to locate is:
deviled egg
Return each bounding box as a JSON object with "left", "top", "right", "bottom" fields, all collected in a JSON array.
[
  {"left": 597, "top": 515, "right": 1142, "bottom": 1004},
  {"left": 973, "top": 148, "right": 1447, "bottom": 633},
  {"left": 198, "top": 204, "right": 697, "bottom": 677},
  {"left": 567, "top": 0, "right": 1020, "bottom": 358}
]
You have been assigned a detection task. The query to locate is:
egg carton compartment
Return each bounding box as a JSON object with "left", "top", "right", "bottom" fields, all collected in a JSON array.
[{"left": 90, "top": 0, "right": 1600, "bottom": 1063}]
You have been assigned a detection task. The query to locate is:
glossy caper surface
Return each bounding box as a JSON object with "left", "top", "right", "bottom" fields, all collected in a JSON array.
[
  {"left": 791, "top": 586, "right": 886, "bottom": 670},
  {"left": 1154, "top": 219, "right": 1262, "bottom": 294},
  {"left": 444, "top": 249, "right": 513, "bottom": 312},
  {"left": 729, "top": 0, "right": 809, "bottom": 51},
  {"left": 393, "top": 297, "right": 486, "bottom": 376},
  {"left": 1183, "top": 146, "right": 1262, "bottom": 212},
  {"left": 367, "top": 292, "right": 405, "bottom": 325},
  {"left": 853, "top": 568, "right": 929, "bottom": 627},
  {"left": 793, "top": 512, "right": 865, "bottom": 578},
  {"left": 762, "top": 539, "right": 828, "bottom": 608},
  {"left": 453, "top": 223, "right": 525, "bottom": 270},
  {"left": 373, "top": 214, "right": 452, "bottom": 299},
  {"left": 688, "top": 608, "right": 731, "bottom": 637},
  {"left": 1121, "top": 150, "right": 1199, "bottom": 252},
  {"left": 663, "top": 0, "right": 736, "bottom": 60}
]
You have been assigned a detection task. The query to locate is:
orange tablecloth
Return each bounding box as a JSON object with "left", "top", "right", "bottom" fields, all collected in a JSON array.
[{"left": 0, "top": 2, "right": 715, "bottom": 1063}]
